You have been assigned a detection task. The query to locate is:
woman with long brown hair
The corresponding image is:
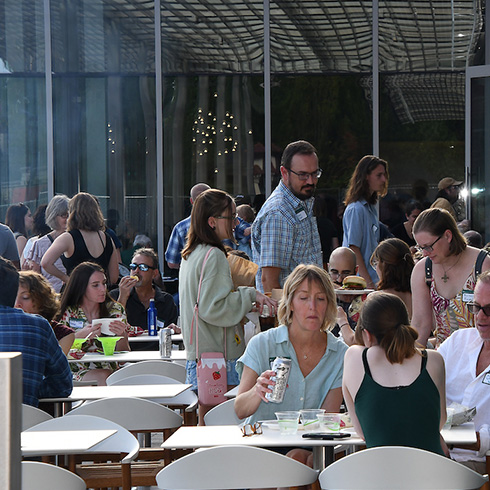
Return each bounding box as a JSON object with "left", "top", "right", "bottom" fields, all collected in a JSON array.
[{"left": 179, "top": 188, "right": 275, "bottom": 423}]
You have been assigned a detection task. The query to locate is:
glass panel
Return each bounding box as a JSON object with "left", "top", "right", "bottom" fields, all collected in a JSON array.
[
  {"left": 0, "top": 0, "right": 47, "bottom": 219},
  {"left": 50, "top": 0, "right": 157, "bottom": 254},
  {"left": 470, "top": 77, "right": 490, "bottom": 243}
]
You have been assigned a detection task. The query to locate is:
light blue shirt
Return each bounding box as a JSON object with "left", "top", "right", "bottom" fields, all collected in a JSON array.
[
  {"left": 251, "top": 181, "right": 322, "bottom": 292},
  {"left": 236, "top": 325, "right": 348, "bottom": 424},
  {"left": 342, "top": 199, "right": 380, "bottom": 284}
]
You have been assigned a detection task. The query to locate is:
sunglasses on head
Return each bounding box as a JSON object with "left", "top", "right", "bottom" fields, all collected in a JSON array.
[{"left": 129, "top": 263, "right": 156, "bottom": 272}]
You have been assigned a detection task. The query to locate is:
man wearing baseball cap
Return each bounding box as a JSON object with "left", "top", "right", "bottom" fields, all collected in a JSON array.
[{"left": 431, "top": 176, "right": 465, "bottom": 222}]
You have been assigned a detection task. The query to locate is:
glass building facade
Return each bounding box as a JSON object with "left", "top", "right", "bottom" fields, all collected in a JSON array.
[{"left": 0, "top": 0, "right": 487, "bottom": 268}]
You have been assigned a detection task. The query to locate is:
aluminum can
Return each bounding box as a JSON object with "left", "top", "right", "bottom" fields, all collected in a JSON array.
[
  {"left": 159, "top": 327, "right": 172, "bottom": 358},
  {"left": 265, "top": 357, "right": 292, "bottom": 403}
]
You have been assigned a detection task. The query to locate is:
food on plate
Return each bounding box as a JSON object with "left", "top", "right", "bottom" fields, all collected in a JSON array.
[
  {"left": 342, "top": 275, "right": 367, "bottom": 290},
  {"left": 348, "top": 294, "right": 368, "bottom": 323}
]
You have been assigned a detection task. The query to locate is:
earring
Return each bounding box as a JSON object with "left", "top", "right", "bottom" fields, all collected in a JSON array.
[{"left": 211, "top": 226, "right": 216, "bottom": 230}]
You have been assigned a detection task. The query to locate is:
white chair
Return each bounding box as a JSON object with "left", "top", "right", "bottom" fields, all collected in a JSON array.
[
  {"left": 107, "top": 359, "right": 187, "bottom": 383},
  {"left": 318, "top": 446, "right": 488, "bottom": 490},
  {"left": 66, "top": 397, "right": 184, "bottom": 484},
  {"left": 21, "top": 404, "right": 53, "bottom": 431},
  {"left": 25, "top": 414, "right": 140, "bottom": 490},
  {"left": 155, "top": 445, "right": 320, "bottom": 489},
  {"left": 203, "top": 398, "right": 244, "bottom": 425},
  {"left": 22, "top": 461, "right": 86, "bottom": 489},
  {"left": 108, "top": 374, "right": 199, "bottom": 425}
]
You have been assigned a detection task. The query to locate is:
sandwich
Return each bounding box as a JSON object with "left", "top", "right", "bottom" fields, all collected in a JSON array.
[{"left": 342, "top": 275, "right": 367, "bottom": 290}]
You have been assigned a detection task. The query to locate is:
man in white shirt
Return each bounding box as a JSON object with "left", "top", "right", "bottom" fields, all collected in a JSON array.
[{"left": 438, "top": 270, "right": 490, "bottom": 474}]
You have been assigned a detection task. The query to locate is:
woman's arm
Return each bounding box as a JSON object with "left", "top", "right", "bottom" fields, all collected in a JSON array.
[
  {"left": 16, "top": 235, "right": 27, "bottom": 259},
  {"left": 320, "top": 387, "right": 343, "bottom": 412},
  {"left": 107, "top": 237, "right": 119, "bottom": 285},
  {"left": 410, "top": 259, "right": 435, "bottom": 347},
  {"left": 426, "top": 350, "right": 447, "bottom": 430},
  {"left": 58, "top": 332, "right": 75, "bottom": 355},
  {"left": 349, "top": 245, "right": 374, "bottom": 289},
  {"left": 341, "top": 346, "right": 365, "bottom": 439},
  {"left": 41, "top": 232, "right": 72, "bottom": 284},
  {"left": 234, "top": 365, "right": 275, "bottom": 420}
]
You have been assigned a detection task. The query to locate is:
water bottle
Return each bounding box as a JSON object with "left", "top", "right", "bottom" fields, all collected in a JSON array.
[{"left": 147, "top": 298, "right": 157, "bottom": 336}]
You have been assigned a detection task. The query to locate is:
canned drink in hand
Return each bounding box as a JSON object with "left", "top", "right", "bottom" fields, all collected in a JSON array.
[
  {"left": 159, "top": 327, "right": 172, "bottom": 359},
  {"left": 265, "top": 357, "right": 291, "bottom": 403}
]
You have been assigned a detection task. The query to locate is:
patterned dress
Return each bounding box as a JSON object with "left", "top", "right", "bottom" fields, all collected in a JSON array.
[{"left": 59, "top": 302, "right": 127, "bottom": 380}]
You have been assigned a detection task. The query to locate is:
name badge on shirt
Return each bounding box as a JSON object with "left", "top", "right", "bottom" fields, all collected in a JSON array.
[
  {"left": 462, "top": 289, "right": 474, "bottom": 303},
  {"left": 295, "top": 205, "right": 307, "bottom": 221},
  {"left": 69, "top": 318, "right": 85, "bottom": 330},
  {"left": 482, "top": 372, "right": 490, "bottom": 385}
]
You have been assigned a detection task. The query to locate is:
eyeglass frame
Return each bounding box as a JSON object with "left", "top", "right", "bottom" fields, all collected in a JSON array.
[
  {"left": 285, "top": 167, "right": 323, "bottom": 181},
  {"left": 415, "top": 234, "right": 443, "bottom": 253},
  {"left": 240, "top": 422, "right": 263, "bottom": 437},
  {"left": 467, "top": 302, "right": 490, "bottom": 317},
  {"left": 129, "top": 263, "right": 156, "bottom": 272}
]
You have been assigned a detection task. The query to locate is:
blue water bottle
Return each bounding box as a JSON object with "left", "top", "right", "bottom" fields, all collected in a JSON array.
[{"left": 147, "top": 298, "right": 157, "bottom": 336}]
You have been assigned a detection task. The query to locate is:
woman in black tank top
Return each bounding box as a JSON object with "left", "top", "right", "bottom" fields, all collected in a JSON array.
[{"left": 41, "top": 192, "right": 118, "bottom": 286}]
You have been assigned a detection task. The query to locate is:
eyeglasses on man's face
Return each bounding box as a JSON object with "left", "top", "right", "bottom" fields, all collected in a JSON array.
[
  {"left": 467, "top": 302, "right": 490, "bottom": 316},
  {"left": 129, "top": 263, "right": 156, "bottom": 272},
  {"left": 415, "top": 234, "right": 443, "bottom": 253},
  {"left": 287, "top": 168, "right": 323, "bottom": 181},
  {"left": 329, "top": 269, "right": 354, "bottom": 280}
]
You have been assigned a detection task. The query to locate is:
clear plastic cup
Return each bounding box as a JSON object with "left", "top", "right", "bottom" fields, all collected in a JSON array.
[
  {"left": 275, "top": 411, "right": 300, "bottom": 435},
  {"left": 300, "top": 409, "right": 325, "bottom": 430},
  {"left": 319, "top": 412, "right": 341, "bottom": 432}
]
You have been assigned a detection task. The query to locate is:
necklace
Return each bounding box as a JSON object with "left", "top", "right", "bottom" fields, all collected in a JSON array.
[{"left": 441, "top": 254, "right": 462, "bottom": 283}]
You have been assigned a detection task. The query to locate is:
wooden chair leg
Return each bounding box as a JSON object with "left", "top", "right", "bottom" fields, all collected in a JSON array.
[{"left": 121, "top": 462, "right": 131, "bottom": 490}]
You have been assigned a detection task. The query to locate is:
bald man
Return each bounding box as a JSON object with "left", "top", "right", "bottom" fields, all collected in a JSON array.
[
  {"left": 328, "top": 247, "right": 359, "bottom": 345},
  {"left": 165, "top": 183, "right": 210, "bottom": 269}
]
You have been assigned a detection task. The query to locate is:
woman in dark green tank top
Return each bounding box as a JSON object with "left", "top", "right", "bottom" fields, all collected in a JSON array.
[{"left": 342, "top": 292, "right": 447, "bottom": 456}]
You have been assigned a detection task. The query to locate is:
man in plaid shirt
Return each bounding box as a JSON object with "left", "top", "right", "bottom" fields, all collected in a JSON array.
[
  {"left": 0, "top": 257, "right": 72, "bottom": 406},
  {"left": 252, "top": 140, "right": 323, "bottom": 293}
]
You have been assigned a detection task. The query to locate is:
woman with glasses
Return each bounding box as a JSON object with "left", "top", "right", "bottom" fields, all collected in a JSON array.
[
  {"left": 26, "top": 195, "right": 69, "bottom": 293},
  {"left": 343, "top": 292, "right": 446, "bottom": 455},
  {"left": 180, "top": 189, "right": 275, "bottom": 424},
  {"left": 41, "top": 192, "right": 119, "bottom": 287},
  {"left": 235, "top": 264, "right": 347, "bottom": 466},
  {"left": 342, "top": 156, "right": 389, "bottom": 289},
  {"left": 57, "top": 261, "right": 130, "bottom": 385},
  {"left": 411, "top": 208, "right": 490, "bottom": 347},
  {"left": 370, "top": 238, "right": 414, "bottom": 318},
  {"left": 109, "top": 248, "right": 178, "bottom": 333}
]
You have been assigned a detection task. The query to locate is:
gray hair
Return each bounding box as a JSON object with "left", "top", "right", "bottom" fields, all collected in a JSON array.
[{"left": 45, "top": 194, "right": 69, "bottom": 230}]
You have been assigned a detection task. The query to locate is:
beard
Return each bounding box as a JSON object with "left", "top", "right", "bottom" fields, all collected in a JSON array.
[{"left": 289, "top": 183, "right": 316, "bottom": 201}]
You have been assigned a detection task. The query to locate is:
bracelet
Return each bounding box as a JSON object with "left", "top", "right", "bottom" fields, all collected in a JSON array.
[{"left": 339, "top": 323, "right": 349, "bottom": 329}]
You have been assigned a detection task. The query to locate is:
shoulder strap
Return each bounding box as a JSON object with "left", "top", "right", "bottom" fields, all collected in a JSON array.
[
  {"left": 424, "top": 257, "right": 433, "bottom": 288},
  {"left": 420, "top": 349, "right": 428, "bottom": 372},
  {"left": 47, "top": 234, "right": 54, "bottom": 244},
  {"left": 361, "top": 348, "right": 372, "bottom": 377},
  {"left": 475, "top": 250, "right": 489, "bottom": 279}
]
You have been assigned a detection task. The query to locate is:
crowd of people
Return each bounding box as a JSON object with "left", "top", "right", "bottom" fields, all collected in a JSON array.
[{"left": 0, "top": 139, "right": 488, "bottom": 476}]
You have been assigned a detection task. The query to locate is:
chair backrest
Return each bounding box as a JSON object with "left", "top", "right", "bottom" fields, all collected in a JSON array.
[
  {"left": 22, "top": 461, "right": 86, "bottom": 490},
  {"left": 155, "top": 445, "right": 319, "bottom": 489},
  {"left": 107, "top": 374, "right": 198, "bottom": 408},
  {"left": 25, "top": 414, "right": 140, "bottom": 464},
  {"left": 22, "top": 404, "right": 53, "bottom": 431},
  {"left": 318, "top": 446, "right": 488, "bottom": 490},
  {"left": 203, "top": 399, "right": 244, "bottom": 426},
  {"left": 66, "top": 396, "right": 183, "bottom": 432},
  {"left": 107, "top": 360, "right": 187, "bottom": 384}
]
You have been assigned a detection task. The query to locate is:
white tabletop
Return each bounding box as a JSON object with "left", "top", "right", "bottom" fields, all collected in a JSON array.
[
  {"left": 161, "top": 422, "right": 476, "bottom": 470},
  {"left": 21, "top": 429, "right": 116, "bottom": 456},
  {"left": 40, "top": 383, "right": 192, "bottom": 403},
  {"left": 68, "top": 349, "right": 186, "bottom": 363}
]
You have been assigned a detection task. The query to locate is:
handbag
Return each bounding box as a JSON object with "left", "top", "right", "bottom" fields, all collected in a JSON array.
[{"left": 190, "top": 248, "right": 228, "bottom": 406}]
